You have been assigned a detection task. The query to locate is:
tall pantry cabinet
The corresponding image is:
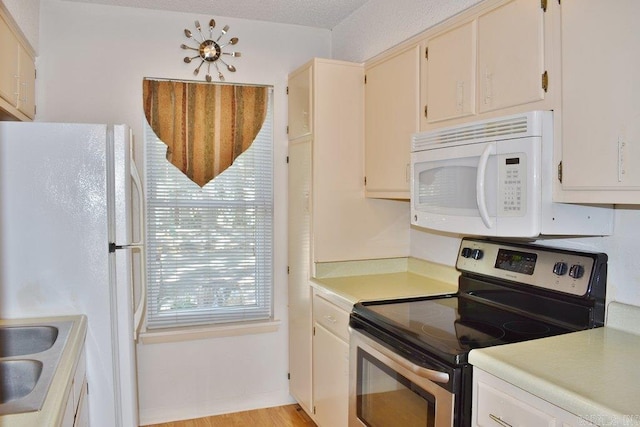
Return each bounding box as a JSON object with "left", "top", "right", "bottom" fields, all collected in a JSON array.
[{"left": 287, "top": 58, "right": 410, "bottom": 424}]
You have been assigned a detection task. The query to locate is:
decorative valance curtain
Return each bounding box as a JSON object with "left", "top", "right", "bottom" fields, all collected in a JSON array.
[{"left": 143, "top": 78, "right": 268, "bottom": 187}]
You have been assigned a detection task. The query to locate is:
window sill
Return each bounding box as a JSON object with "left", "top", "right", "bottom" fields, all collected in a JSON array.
[{"left": 138, "top": 319, "right": 281, "bottom": 344}]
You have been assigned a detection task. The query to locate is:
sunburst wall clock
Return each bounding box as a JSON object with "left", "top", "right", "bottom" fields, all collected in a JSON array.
[{"left": 181, "top": 19, "right": 241, "bottom": 82}]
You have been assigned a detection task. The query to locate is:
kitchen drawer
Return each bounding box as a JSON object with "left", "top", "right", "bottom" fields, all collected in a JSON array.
[
  {"left": 313, "top": 293, "right": 349, "bottom": 342},
  {"left": 476, "top": 380, "right": 554, "bottom": 427}
]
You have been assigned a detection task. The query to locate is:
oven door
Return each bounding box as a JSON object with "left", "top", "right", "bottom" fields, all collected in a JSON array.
[{"left": 349, "top": 329, "right": 455, "bottom": 427}]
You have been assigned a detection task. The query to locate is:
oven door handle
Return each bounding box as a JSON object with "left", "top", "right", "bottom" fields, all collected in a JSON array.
[{"left": 373, "top": 336, "right": 450, "bottom": 384}]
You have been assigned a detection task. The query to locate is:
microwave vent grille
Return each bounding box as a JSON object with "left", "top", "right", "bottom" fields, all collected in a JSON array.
[{"left": 412, "top": 114, "right": 534, "bottom": 151}]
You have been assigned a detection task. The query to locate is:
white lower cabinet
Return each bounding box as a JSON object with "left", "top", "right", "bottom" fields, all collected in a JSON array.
[
  {"left": 312, "top": 291, "right": 349, "bottom": 427},
  {"left": 473, "top": 368, "right": 594, "bottom": 427},
  {"left": 61, "top": 346, "right": 89, "bottom": 427}
]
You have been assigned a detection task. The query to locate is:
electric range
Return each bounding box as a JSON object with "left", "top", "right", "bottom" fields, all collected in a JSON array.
[{"left": 349, "top": 238, "right": 607, "bottom": 427}]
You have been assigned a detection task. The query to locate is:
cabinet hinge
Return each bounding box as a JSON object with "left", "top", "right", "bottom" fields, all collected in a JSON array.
[
  {"left": 541, "top": 0, "right": 547, "bottom": 12},
  {"left": 557, "top": 161, "right": 563, "bottom": 183},
  {"left": 313, "top": 406, "right": 316, "bottom": 415},
  {"left": 364, "top": 176, "right": 367, "bottom": 186},
  {"left": 364, "top": 74, "right": 367, "bottom": 84},
  {"left": 287, "top": 372, "right": 290, "bottom": 380},
  {"left": 286, "top": 125, "right": 289, "bottom": 135},
  {"left": 286, "top": 86, "right": 289, "bottom": 95},
  {"left": 287, "top": 265, "right": 290, "bottom": 274},
  {"left": 286, "top": 156, "right": 289, "bottom": 164},
  {"left": 425, "top": 46, "right": 429, "bottom": 60},
  {"left": 424, "top": 105, "right": 428, "bottom": 118},
  {"left": 541, "top": 71, "right": 549, "bottom": 92},
  {"left": 313, "top": 326, "right": 316, "bottom": 336}
]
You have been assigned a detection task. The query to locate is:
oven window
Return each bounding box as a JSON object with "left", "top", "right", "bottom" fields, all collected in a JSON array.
[{"left": 357, "top": 348, "right": 436, "bottom": 427}]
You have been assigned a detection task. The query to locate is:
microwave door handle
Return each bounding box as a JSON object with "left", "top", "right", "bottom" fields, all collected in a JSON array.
[{"left": 477, "top": 143, "right": 495, "bottom": 229}]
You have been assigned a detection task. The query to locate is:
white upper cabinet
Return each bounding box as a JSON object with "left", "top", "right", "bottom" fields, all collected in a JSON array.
[
  {"left": 288, "top": 65, "right": 312, "bottom": 140},
  {"left": 477, "top": 0, "right": 546, "bottom": 114},
  {"left": 0, "top": 9, "right": 35, "bottom": 121},
  {"left": 557, "top": 0, "right": 640, "bottom": 203},
  {"left": 423, "top": 20, "right": 476, "bottom": 125},
  {"left": 364, "top": 45, "right": 420, "bottom": 199}
]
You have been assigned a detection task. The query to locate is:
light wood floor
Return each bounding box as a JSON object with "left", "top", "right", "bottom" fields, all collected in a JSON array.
[{"left": 143, "top": 404, "right": 316, "bottom": 427}]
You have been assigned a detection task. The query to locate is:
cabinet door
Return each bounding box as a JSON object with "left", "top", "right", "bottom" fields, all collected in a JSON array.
[
  {"left": 365, "top": 45, "right": 420, "bottom": 198},
  {"left": 0, "top": 15, "right": 19, "bottom": 106},
  {"left": 424, "top": 20, "right": 476, "bottom": 125},
  {"left": 287, "top": 138, "right": 313, "bottom": 413},
  {"left": 560, "top": 0, "right": 640, "bottom": 198},
  {"left": 288, "top": 65, "right": 312, "bottom": 140},
  {"left": 478, "top": 0, "right": 545, "bottom": 113},
  {"left": 312, "top": 323, "right": 349, "bottom": 427},
  {"left": 17, "top": 43, "right": 35, "bottom": 118}
]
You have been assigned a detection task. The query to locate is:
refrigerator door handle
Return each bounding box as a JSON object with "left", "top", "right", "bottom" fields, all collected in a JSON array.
[
  {"left": 129, "top": 135, "right": 147, "bottom": 341},
  {"left": 130, "top": 150, "right": 145, "bottom": 247},
  {"left": 133, "top": 244, "right": 146, "bottom": 342}
]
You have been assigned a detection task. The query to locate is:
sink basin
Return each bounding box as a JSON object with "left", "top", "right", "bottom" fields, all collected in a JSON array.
[
  {"left": 0, "top": 360, "right": 43, "bottom": 404},
  {"left": 0, "top": 320, "right": 73, "bottom": 415},
  {"left": 0, "top": 326, "right": 59, "bottom": 357}
]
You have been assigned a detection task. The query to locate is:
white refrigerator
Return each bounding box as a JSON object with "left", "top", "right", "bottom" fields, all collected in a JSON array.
[{"left": 0, "top": 122, "right": 144, "bottom": 427}]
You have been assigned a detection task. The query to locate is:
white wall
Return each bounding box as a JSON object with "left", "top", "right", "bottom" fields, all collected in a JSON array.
[
  {"left": 0, "top": 0, "right": 39, "bottom": 51},
  {"left": 333, "top": 0, "right": 640, "bottom": 307},
  {"left": 36, "top": 0, "right": 330, "bottom": 424}
]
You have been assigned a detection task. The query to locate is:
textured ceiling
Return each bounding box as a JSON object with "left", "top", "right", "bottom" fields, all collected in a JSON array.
[{"left": 62, "top": 0, "right": 369, "bottom": 29}]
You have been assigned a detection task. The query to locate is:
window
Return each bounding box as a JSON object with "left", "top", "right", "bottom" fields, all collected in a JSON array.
[{"left": 144, "top": 87, "right": 273, "bottom": 329}]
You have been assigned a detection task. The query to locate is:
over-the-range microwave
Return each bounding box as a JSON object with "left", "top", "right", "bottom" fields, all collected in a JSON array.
[{"left": 410, "top": 111, "right": 613, "bottom": 237}]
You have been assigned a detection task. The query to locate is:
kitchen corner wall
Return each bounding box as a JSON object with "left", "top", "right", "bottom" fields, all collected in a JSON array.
[
  {"left": 36, "top": 0, "right": 330, "bottom": 424},
  {"left": 0, "top": 0, "right": 39, "bottom": 51},
  {"left": 331, "top": 0, "right": 640, "bottom": 307}
]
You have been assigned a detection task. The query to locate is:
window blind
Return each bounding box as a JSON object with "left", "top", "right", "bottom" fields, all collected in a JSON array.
[{"left": 144, "top": 86, "right": 273, "bottom": 329}]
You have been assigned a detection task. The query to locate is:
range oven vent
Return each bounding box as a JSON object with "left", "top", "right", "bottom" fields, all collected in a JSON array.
[{"left": 412, "top": 111, "right": 547, "bottom": 152}]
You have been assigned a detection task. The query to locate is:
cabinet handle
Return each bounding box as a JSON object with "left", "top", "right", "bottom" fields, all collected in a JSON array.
[
  {"left": 456, "top": 81, "right": 464, "bottom": 112},
  {"left": 484, "top": 68, "right": 493, "bottom": 106},
  {"left": 21, "top": 82, "right": 28, "bottom": 103},
  {"left": 618, "top": 137, "right": 626, "bottom": 182},
  {"left": 323, "top": 315, "right": 337, "bottom": 324},
  {"left": 489, "top": 414, "right": 513, "bottom": 427}
]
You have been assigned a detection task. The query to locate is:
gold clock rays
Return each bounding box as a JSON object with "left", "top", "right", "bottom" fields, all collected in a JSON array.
[{"left": 181, "top": 19, "right": 241, "bottom": 82}]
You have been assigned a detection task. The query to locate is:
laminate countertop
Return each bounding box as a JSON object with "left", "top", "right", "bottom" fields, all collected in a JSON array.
[
  {"left": 0, "top": 315, "right": 87, "bottom": 427},
  {"left": 469, "top": 301, "right": 640, "bottom": 426},
  {"left": 310, "top": 257, "right": 459, "bottom": 311}
]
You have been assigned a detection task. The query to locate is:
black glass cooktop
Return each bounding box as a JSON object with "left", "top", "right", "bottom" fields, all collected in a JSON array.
[{"left": 351, "top": 294, "right": 574, "bottom": 366}]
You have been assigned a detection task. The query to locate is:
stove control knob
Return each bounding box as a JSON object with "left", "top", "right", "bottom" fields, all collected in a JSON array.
[
  {"left": 553, "top": 261, "right": 568, "bottom": 276},
  {"left": 471, "top": 249, "right": 484, "bottom": 260},
  {"left": 569, "top": 264, "right": 585, "bottom": 279},
  {"left": 461, "top": 247, "right": 473, "bottom": 258}
]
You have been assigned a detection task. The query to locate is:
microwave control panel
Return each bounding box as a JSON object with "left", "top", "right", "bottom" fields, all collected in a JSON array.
[{"left": 498, "top": 154, "right": 526, "bottom": 216}]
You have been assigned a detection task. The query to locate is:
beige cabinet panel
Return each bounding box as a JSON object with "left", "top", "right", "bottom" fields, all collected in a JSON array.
[
  {"left": 478, "top": 0, "right": 545, "bottom": 113},
  {"left": 559, "top": 0, "right": 640, "bottom": 201},
  {"left": 287, "top": 138, "right": 313, "bottom": 414},
  {"left": 288, "top": 65, "right": 312, "bottom": 140},
  {"left": 17, "top": 43, "right": 35, "bottom": 118},
  {"left": 0, "top": 10, "right": 35, "bottom": 121},
  {"left": 364, "top": 45, "right": 420, "bottom": 198},
  {"left": 425, "top": 20, "right": 476, "bottom": 124},
  {"left": 0, "top": 15, "right": 19, "bottom": 108},
  {"left": 312, "top": 323, "right": 349, "bottom": 427}
]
